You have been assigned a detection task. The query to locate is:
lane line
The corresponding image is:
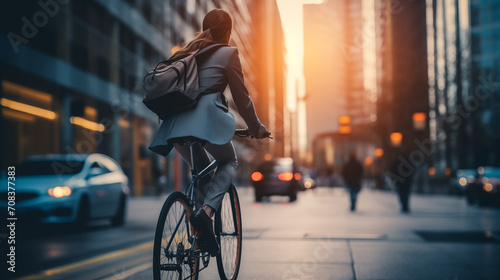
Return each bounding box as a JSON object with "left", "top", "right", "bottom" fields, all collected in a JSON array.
[
  {"left": 70, "top": 254, "right": 152, "bottom": 280},
  {"left": 101, "top": 262, "right": 152, "bottom": 280},
  {"left": 15, "top": 241, "right": 153, "bottom": 280}
]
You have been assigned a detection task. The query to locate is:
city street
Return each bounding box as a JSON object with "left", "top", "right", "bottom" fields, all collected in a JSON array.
[
  {"left": 2, "top": 1, "right": 500, "bottom": 279},
  {"left": 7, "top": 186, "right": 500, "bottom": 280}
]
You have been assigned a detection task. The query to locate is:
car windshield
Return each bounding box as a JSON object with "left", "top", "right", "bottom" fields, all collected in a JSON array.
[
  {"left": 17, "top": 160, "right": 85, "bottom": 176},
  {"left": 259, "top": 162, "right": 293, "bottom": 174}
]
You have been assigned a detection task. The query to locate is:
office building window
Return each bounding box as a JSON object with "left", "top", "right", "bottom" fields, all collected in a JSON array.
[
  {"left": 481, "top": 31, "right": 491, "bottom": 55},
  {"left": 71, "top": 42, "right": 89, "bottom": 71},
  {"left": 97, "top": 55, "right": 110, "bottom": 80},
  {"left": 1, "top": 81, "right": 59, "bottom": 166},
  {"left": 72, "top": 0, "right": 89, "bottom": 22},
  {"left": 87, "top": 2, "right": 114, "bottom": 37},
  {"left": 471, "top": 3, "right": 480, "bottom": 26},
  {"left": 119, "top": 23, "right": 137, "bottom": 53},
  {"left": 493, "top": 30, "right": 500, "bottom": 53},
  {"left": 471, "top": 33, "right": 481, "bottom": 54}
]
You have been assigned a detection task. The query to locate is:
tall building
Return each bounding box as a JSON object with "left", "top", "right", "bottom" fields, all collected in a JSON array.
[
  {"left": 344, "top": 0, "right": 367, "bottom": 124},
  {"left": 426, "top": 0, "right": 472, "bottom": 174},
  {"left": 303, "top": 0, "right": 345, "bottom": 153},
  {"left": 374, "top": 0, "right": 430, "bottom": 171},
  {"left": 303, "top": 0, "right": 375, "bottom": 169},
  {"left": 245, "top": 0, "right": 287, "bottom": 159},
  {"left": 0, "top": 0, "right": 286, "bottom": 195},
  {"left": 467, "top": 0, "right": 500, "bottom": 167},
  {"left": 426, "top": 0, "right": 499, "bottom": 174}
]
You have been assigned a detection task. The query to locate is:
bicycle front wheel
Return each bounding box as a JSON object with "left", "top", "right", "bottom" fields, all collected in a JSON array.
[
  {"left": 153, "top": 192, "right": 199, "bottom": 280},
  {"left": 215, "top": 185, "right": 242, "bottom": 280}
]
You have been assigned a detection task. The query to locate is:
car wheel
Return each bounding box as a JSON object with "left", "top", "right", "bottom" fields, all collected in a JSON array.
[
  {"left": 74, "top": 196, "right": 90, "bottom": 230},
  {"left": 111, "top": 195, "right": 127, "bottom": 226}
]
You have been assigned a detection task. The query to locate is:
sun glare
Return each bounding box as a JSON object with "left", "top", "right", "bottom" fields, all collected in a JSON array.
[
  {"left": 277, "top": 0, "right": 323, "bottom": 104},
  {"left": 277, "top": 0, "right": 323, "bottom": 155}
]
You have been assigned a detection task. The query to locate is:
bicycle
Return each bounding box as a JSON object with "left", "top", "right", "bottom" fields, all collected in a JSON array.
[{"left": 153, "top": 129, "right": 270, "bottom": 280}]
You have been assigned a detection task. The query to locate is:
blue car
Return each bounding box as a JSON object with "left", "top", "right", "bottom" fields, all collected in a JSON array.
[{"left": 1, "top": 154, "right": 129, "bottom": 226}]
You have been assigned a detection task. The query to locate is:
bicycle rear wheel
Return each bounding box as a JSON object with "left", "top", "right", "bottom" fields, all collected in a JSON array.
[
  {"left": 215, "top": 185, "right": 242, "bottom": 280},
  {"left": 153, "top": 192, "right": 199, "bottom": 280}
]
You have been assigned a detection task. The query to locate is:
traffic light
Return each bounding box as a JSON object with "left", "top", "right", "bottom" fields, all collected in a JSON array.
[{"left": 338, "top": 115, "right": 351, "bottom": 134}]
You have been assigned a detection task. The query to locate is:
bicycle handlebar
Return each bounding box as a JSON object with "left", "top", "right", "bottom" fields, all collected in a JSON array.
[{"left": 235, "top": 129, "right": 273, "bottom": 139}]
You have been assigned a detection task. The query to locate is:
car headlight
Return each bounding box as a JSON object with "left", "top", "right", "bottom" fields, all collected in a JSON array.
[
  {"left": 483, "top": 183, "right": 494, "bottom": 192},
  {"left": 304, "top": 180, "right": 313, "bottom": 189},
  {"left": 48, "top": 186, "right": 72, "bottom": 198},
  {"left": 458, "top": 177, "right": 467, "bottom": 187}
]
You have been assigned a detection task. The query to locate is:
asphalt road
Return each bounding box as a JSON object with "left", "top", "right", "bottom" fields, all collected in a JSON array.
[{"left": 3, "top": 186, "right": 500, "bottom": 280}]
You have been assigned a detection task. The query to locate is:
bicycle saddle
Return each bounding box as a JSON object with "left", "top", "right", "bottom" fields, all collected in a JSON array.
[{"left": 167, "top": 136, "right": 208, "bottom": 146}]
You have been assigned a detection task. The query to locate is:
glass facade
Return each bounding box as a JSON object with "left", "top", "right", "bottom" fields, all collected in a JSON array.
[
  {"left": 468, "top": 0, "right": 500, "bottom": 167},
  {"left": 427, "top": 0, "right": 473, "bottom": 174},
  {"left": 428, "top": 0, "right": 500, "bottom": 171},
  {"left": 427, "top": 0, "right": 500, "bottom": 171}
]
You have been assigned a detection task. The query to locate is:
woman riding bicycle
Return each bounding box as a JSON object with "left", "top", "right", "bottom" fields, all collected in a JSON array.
[{"left": 149, "top": 9, "right": 269, "bottom": 255}]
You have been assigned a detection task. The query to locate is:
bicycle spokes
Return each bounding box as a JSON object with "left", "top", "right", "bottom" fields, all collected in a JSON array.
[
  {"left": 216, "top": 188, "right": 242, "bottom": 280},
  {"left": 220, "top": 194, "right": 237, "bottom": 277},
  {"left": 158, "top": 199, "right": 197, "bottom": 280}
]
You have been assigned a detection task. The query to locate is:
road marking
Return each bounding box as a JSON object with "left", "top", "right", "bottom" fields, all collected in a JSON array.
[
  {"left": 75, "top": 254, "right": 152, "bottom": 280},
  {"left": 101, "top": 262, "right": 152, "bottom": 280},
  {"left": 15, "top": 241, "right": 153, "bottom": 280},
  {"left": 304, "top": 233, "right": 386, "bottom": 240}
]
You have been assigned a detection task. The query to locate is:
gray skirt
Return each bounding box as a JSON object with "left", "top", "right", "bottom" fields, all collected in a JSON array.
[{"left": 148, "top": 92, "right": 236, "bottom": 156}]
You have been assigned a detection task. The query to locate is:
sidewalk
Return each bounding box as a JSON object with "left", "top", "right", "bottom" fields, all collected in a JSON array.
[{"left": 133, "top": 187, "right": 500, "bottom": 280}]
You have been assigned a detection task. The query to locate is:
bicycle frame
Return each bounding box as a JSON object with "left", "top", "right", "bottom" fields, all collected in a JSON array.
[
  {"left": 185, "top": 142, "right": 219, "bottom": 206},
  {"left": 156, "top": 130, "right": 253, "bottom": 279},
  {"left": 162, "top": 142, "right": 219, "bottom": 264}
]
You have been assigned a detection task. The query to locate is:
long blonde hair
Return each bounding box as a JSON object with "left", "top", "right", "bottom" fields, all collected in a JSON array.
[{"left": 169, "top": 9, "right": 232, "bottom": 61}]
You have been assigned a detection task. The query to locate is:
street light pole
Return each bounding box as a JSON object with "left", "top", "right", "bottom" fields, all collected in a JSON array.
[{"left": 412, "top": 112, "right": 427, "bottom": 193}]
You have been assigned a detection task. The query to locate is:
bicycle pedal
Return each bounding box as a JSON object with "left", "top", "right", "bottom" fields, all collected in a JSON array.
[{"left": 160, "top": 264, "right": 181, "bottom": 271}]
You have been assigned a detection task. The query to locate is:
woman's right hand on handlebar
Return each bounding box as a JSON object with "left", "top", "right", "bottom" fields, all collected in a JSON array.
[{"left": 251, "top": 124, "right": 270, "bottom": 139}]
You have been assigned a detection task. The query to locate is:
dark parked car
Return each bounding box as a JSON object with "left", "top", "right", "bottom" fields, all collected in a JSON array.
[
  {"left": 251, "top": 158, "right": 301, "bottom": 202},
  {"left": 466, "top": 167, "right": 500, "bottom": 206}
]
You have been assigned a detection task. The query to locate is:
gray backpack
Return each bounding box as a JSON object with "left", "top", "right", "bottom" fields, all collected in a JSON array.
[{"left": 142, "top": 43, "right": 228, "bottom": 120}]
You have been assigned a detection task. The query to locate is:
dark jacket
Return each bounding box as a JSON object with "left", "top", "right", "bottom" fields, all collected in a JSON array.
[
  {"left": 149, "top": 46, "right": 264, "bottom": 156},
  {"left": 341, "top": 158, "right": 364, "bottom": 187},
  {"left": 390, "top": 153, "right": 415, "bottom": 188}
]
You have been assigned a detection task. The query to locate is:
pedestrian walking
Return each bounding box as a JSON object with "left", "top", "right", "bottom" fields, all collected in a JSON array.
[
  {"left": 390, "top": 152, "right": 415, "bottom": 213},
  {"left": 341, "top": 153, "right": 364, "bottom": 211}
]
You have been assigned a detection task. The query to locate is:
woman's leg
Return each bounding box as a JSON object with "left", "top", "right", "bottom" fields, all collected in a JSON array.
[
  {"left": 174, "top": 143, "right": 212, "bottom": 208},
  {"left": 348, "top": 186, "right": 357, "bottom": 210},
  {"left": 203, "top": 141, "right": 238, "bottom": 212}
]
